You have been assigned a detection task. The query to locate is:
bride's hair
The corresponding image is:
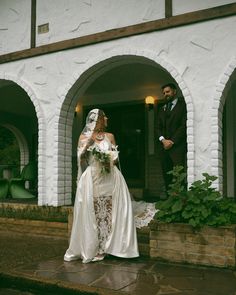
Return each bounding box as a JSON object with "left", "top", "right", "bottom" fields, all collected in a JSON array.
[
  {"left": 94, "top": 109, "right": 106, "bottom": 132},
  {"left": 80, "top": 108, "right": 106, "bottom": 141}
]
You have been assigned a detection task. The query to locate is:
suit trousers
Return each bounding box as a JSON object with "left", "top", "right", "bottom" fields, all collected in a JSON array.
[{"left": 161, "top": 149, "right": 186, "bottom": 192}]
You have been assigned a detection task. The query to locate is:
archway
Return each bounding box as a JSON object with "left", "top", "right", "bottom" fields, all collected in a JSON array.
[
  {"left": 211, "top": 57, "right": 236, "bottom": 195},
  {"left": 1, "top": 124, "right": 29, "bottom": 170},
  {"left": 55, "top": 51, "right": 194, "bottom": 205},
  {"left": 0, "top": 125, "right": 20, "bottom": 180},
  {"left": 222, "top": 69, "right": 236, "bottom": 197},
  {"left": 0, "top": 79, "right": 41, "bottom": 201},
  {"left": 75, "top": 62, "right": 184, "bottom": 199}
]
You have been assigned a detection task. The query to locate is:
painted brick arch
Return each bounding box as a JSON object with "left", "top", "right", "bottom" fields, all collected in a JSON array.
[
  {"left": 211, "top": 57, "right": 236, "bottom": 192},
  {"left": 0, "top": 74, "right": 46, "bottom": 204},
  {"left": 54, "top": 49, "right": 195, "bottom": 205}
]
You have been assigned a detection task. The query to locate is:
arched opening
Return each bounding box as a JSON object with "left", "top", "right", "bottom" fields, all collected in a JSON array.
[
  {"left": 1, "top": 124, "right": 29, "bottom": 170},
  {"left": 0, "top": 125, "right": 20, "bottom": 179},
  {"left": 0, "top": 80, "right": 38, "bottom": 200},
  {"left": 57, "top": 54, "right": 191, "bottom": 205},
  {"left": 222, "top": 69, "right": 236, "bottom": 198},
  {"left": 72, "top": 62, "right": 183, "bottom": 200}
]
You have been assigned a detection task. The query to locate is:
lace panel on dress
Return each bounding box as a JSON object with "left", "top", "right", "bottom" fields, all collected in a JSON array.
[
  {"left": 93, "top": 195, "right": 112, "bottom": 255},
  {"left": 133, "top": 202, "right": 158, "bottom": 229}
]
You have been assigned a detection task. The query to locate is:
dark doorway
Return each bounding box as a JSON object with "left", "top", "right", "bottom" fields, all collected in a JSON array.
[
  {"left": 0, "top": 126, "right": 20, "bottom": 179},
  {"left": 222, "top": 76, "right": 236, "bottom": 198},
  {"left": 84, "top": 102, "right": 145, "bottom": 188}
]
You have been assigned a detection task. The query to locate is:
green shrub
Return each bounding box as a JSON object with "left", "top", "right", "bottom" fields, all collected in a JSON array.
[{"left": 155, "top": 166, "right": 236, "bottom": 229}]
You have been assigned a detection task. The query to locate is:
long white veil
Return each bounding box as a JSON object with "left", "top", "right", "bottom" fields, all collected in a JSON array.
[{"left": 77, "top": 109, "right": 101, "bottom": 179}]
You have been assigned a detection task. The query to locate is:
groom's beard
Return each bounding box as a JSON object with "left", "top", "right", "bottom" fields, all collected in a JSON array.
[{"left": 165, "top": 96, "right": 174, "bottom": 102}]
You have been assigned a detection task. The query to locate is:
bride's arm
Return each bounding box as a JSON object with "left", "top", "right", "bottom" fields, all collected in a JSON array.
[
  {"left": 106, "top": 133, "right": 119, "bottom": 164},
  {"left": 77, "top": 135, "right": 93, "bottom": 165},
  {"left": 78, "top": 135, "right": 94, "bottom": 152}
]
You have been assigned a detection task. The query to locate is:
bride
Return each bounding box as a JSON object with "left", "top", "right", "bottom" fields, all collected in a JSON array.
[{"left": 64, "top": 109, "right": 157, "bottom": 263}]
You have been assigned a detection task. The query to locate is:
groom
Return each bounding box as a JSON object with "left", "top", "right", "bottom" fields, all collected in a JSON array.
[{"left": 157, "top": 83, "right": 187, "bottom": 194}]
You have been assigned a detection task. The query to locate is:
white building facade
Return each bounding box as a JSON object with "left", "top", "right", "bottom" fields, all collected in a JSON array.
[{"left": 0, "top": 0, "right": 236, "bottom": 205}]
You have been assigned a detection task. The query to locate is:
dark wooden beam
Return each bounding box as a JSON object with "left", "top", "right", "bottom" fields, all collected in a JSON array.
[
  {"left": 165, "top": 0, "right": 172, "bottom": 18},
  {"left": 0, "top": 3, "right": 235, "bottom": 64},
  {"left": 31, "top": 0, "right": 36, "bottom": 48}
]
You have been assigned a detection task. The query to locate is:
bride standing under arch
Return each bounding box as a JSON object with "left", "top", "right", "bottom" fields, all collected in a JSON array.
[{"left": 64, "top": 109, "right": 156, "bottom": 263}]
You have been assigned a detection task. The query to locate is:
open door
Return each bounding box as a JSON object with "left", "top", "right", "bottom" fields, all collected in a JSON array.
[{"left": 84, "top": 102, "right": 145, "bottom": 188}]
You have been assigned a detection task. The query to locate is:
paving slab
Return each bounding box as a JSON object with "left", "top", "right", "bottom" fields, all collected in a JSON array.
[{"left": 0, "top": 231, "right": 236, "bottom": 295}]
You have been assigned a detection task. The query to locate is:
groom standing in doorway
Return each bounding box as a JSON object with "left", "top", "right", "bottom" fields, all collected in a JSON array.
[{"left": 157, "top": 83, "right": 187, "bottom": 194}]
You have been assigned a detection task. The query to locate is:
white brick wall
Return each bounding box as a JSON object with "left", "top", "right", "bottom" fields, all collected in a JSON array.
[
  {"left": 0, "top": 15, "right": 235, "bottom": 205},
  {"left": 210, "top": 57, "right": 236, "bottom": 190}
]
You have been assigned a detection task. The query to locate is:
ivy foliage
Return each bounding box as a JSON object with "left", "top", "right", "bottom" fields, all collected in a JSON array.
[{"left": 155, "top": 166, "right": 236, "bottom": 229}]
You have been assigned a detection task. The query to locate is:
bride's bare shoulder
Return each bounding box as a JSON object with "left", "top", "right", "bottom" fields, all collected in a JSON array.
[
  {"left": 105, "top": 132, "right": 114, "bottom": 138},
  {"left": 105, "top": 132, "right": 116, "bottom": 144}
]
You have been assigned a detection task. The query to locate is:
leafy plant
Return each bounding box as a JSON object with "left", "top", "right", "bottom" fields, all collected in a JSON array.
[{"left": 155, "top": 166, "right": 236, "bottom": 229}]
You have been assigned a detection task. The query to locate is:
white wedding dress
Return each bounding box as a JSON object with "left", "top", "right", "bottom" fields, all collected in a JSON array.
[{"left": 64, "top": 135, "right": 157, "bottom": 263}]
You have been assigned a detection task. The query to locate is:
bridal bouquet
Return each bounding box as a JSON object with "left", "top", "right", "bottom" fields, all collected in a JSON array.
[{"left": 87, "top": 146, "right": 111, "bottom": 174}]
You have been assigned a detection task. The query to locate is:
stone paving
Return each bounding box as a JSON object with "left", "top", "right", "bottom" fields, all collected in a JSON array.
[{"left": 0, "top": 232, "right": 236, "bottom": 295}]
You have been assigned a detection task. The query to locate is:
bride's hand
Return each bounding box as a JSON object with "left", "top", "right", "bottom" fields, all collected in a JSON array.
[
  {"left": 84, "top": 138, "right": 94, "bottom": 151},
  {"left": 110, "top": 150, "right": 118, "bottom": 162},
  {"left": 88, "top": 138, "right": 94, "bottom": 145}
]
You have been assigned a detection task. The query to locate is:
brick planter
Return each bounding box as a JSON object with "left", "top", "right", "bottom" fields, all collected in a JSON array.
[
  {"left": 0, "top": 203, "right": 72, "bottom": 240},
  {"left": 149, "top": 220, "right": 236, "bottom": 268},
  {"left": 1, "top": 203, "right": 236, "bottom": 268},
  {"left": 0, "top": 217, "right": 69, "bottom": 239}
]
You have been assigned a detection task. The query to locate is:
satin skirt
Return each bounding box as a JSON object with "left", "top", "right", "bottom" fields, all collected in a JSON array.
[{"left": 64, "top": 166, "right": 139, "bottom": 263}]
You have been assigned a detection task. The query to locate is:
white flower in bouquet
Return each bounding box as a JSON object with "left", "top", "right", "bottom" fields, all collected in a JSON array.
[{"left": 87, "top": 145, "right": 111, "bottom": 174}]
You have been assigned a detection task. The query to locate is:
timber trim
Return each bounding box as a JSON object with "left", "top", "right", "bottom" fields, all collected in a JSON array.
[
  {"left": 165, "top": 0, "right": 173, "bottom": 18},
  {"left": 30, "top": 0, "right": 36, "bottom": 48},
  {"left": 0, "top": 3, "right": 235, "bottom": 64}
]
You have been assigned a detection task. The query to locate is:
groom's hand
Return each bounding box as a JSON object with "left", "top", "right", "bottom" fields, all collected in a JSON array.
[{"left": 162, "top": 139, "right": 174, "bottom": 150}]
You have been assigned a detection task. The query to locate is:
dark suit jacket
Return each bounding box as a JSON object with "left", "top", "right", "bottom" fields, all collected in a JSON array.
[{"left": 157, "top": 97, "right": 187, "bottom": 157}]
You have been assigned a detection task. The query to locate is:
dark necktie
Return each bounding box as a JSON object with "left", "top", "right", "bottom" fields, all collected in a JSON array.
[{"left": 166, "top": 102, "right": 172, "bottom": 112}]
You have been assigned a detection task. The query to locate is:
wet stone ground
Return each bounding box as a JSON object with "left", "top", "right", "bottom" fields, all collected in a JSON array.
[{"left": 0, "top": 232, "right": 236, "bottom": 295}]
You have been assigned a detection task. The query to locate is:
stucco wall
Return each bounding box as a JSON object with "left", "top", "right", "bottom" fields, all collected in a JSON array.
[
  {"left": 1, "top": 0, "right": 235, "bottom": 54},
  {"left": 36, "top": 0, "right": 165, "bottom": 46},
  {"left": 0, "top": 0, "right": 31, "bottom": 55},
  {"left": 172, "top": 0, "right": 236, "bottom": 15},
  {"left": 0, "top": 2, "right": 235, "bottom": 205}
]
